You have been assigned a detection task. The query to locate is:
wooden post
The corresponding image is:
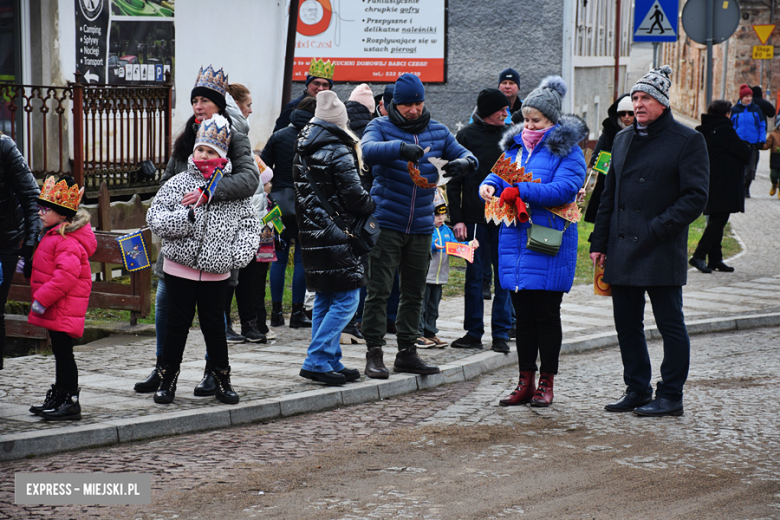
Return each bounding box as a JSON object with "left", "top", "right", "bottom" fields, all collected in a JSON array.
[
  {"left": 98, "top": 181, "right": 112, "bottom": 282},
  {"left": 164, "top": 70, "right": 172, "bottom": 166},
  {"left": 72, "top": 71, "right": 85, "bottom": 188},
  {"left": 281, "top": 0, "right": 301, "bottom": 108},
  {"left": 614, "top": 0, "right": 622, "bottom": 102}
]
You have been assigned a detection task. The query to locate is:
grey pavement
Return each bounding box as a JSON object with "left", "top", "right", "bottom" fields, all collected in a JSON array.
[{"left": 1, "top": 153, "right": 779, "bottom": 462}]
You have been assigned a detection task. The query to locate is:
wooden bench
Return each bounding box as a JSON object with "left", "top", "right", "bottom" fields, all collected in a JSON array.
[{"left": 6, "top": 229, "right": 152, "bottom": 347}]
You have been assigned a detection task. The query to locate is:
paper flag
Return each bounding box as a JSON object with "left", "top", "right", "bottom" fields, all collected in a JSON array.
[
  {"left": 446, "top": 242, "right": 475, "bottom": 263},
  {"left": 262, "top": 204, "right": 284, "bottom": 234},
  {"left": 204, "top": 167, "right": 224, "bottom": 202},
  {"left": 117, "top": 231, "right": 151, "bottom": 272},
  {"left": 428, "top": 156, "right": 451, "bottom": 186},
  {"left": 592, "top": 151, "right": 611, "bottom": 174}
]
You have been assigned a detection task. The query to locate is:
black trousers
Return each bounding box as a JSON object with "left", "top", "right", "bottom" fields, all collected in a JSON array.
[
  {"left": 0, "top": 252, "right": 21, "bottom": 369},
  {"left": 225, "top": 261, "right": 269, "bottom": 333},
  {"left": 611, "top": 285, "right": 690, "bottom": 401},
  {"left": 511, "top": 290, "right": 564, "bottom": 374},
  {"left": 693, "top": 212, "right": 730, "bottom": 264},
  {"left": 50, "top": 330, "right": 78, "bottom": 392},
  {"left": 163, "top": 274, "right": 229, "bottom": 368}
]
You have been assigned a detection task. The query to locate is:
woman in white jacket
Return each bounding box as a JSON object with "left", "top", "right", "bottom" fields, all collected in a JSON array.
[{"left": 146, "top": 114, "right": 261, "bottom": 405}]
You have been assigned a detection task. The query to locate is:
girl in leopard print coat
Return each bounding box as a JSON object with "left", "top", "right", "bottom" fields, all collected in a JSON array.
[{"left": 146, "top": 114, "right": 261, "bottom": 406}]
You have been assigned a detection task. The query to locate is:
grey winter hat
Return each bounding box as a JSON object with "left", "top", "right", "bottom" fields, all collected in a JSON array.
[
  {"left": 522, "top": 76, "right": 567, "bottom": 124},
  {"left": 631, "top": 65, "right": 672, "bottom": 108}
]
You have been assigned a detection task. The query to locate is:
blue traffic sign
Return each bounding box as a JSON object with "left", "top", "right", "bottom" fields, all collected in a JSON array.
[
  {"left": 155, "top": 65, "right": 164, "bottom": 82},
  {"left": 634, "top": 0, "right": 679, "bottom": 42}
]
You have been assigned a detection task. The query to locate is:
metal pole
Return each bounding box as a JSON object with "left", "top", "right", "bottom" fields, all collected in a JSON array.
[
  {"left": 614, "top": 0, "right": 621, "bottom": 102},
  {"left": 652, "top": 42, "right": 659, "bottom": 68},
  {"left": 705, "top": 0, "right": 714, "bottom": 106},
  {"left": 281, "top": 0, "right": 300, "bottom": 109},
  {"left": 721, "top": 38, "right": 729, "bottom": 99}
]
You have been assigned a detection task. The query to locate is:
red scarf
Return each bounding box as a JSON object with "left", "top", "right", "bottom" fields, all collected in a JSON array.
[{"left": 193, "top": 157, "right": 228, "bottom": 179}]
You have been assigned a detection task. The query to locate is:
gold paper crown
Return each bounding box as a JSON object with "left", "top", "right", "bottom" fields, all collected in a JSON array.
[
  {"left": 308, "top": 58, "right": 335, "bottom": 80},
  {"left": 194, "top": 65, "right": 229, "bottom": 96},
  {"left": 195, "top": 115, "right": 231, "bottom": 156},
  {"left": 38, "top": 176, "right": 83, "bottom": 214}
]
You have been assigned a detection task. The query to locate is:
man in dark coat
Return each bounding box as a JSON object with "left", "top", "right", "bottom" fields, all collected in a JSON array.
[
  {"left": 0, "top": 134, "right": 42, "bottom": 369},
  {"left": 273, "top": 58, "right": 334, "bottom": 132},
  {"left": 498, "top": 68, "right": 523, "bottom": 116},
  {"left": 751, "top": 85, "right": 776, "bottom": 120},
  {"left": 590, "top": 66, "right": 709, "bottom": 417},
  {"left": 448, "top": 88, "right": 512, "bottom": 353},
  {"left": 690, "top": 100, "right": 752, "bottom": 274}
]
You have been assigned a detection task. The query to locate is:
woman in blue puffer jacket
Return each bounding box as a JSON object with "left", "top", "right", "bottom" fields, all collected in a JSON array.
[{"left": 479, "top": 76, "right": 587, "bottom": 409}]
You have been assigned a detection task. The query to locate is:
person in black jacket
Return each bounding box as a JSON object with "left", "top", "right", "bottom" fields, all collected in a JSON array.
[
  {"left": 447, "top": 88, "right": 512, "bottom": 353},
  {"left": 690, "top": 100, "right": 752, "bottom": 273},
  {"left": 261, "top": 97, "right": 316, "bottom": 329},
  {"left": 294, "top": 91, "right": 375, "bottom": 386},
  {"left": 584, "top": 94, "right": 634, "bottom": 223},
  {"left": 0, "top": 134, "right": 42, "bottom": 370},
  {"left": 751, "top": 86, "right": 776, "bottom": 120},
  {"left": 590, "top": 66, "right": 709, "bottom": 417}
]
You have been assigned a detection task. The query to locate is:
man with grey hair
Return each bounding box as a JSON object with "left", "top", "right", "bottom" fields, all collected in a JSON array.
[{"left": 589, "top": 65, "right": 709, "bottom": 417}]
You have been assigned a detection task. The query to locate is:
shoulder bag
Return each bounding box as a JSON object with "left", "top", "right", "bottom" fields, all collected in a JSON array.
[
  {"left": 300, "top": 156, "right": 379, "bottom": 256},
  {"left": 526, "top": 208, "right": 570, "bottom": 256}
]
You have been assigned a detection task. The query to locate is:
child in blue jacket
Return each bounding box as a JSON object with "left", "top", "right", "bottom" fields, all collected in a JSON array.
[{"left": 418, "top": 194, "right": 478, "bottom": 347}]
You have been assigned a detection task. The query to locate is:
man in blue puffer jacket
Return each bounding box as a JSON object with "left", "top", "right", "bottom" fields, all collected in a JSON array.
[
  {"left": 360, "top": 73, "right": 478, "bottom": 379},
  {"left": 731, "top": 84, "right": 766, "bottom": 197}
]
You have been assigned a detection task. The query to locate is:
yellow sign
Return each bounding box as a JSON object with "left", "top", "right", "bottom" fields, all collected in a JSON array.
[
  {"left": 753, "top": 24, "right": 776, "bottom": 45},
  {"left": 753, "top": 45, "right": 774, "bottom": 60}
]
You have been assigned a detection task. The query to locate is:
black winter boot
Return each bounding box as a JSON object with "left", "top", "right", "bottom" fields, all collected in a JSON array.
[
  {"left": 393, "top": 347, "right": 441, "bottom": 375},
  {"left": 30, "top": 384, "right": 64, "bottom": 415},
  {"left": 226, "top": 324, "right": 247, "bottom": 344},
  {"left": 241, "top": 319, "right": 267, "bottom": 343},
  {"left": 365, "top": 347, "right": 389, "bottom": 379},
  {"left": 212, "top": 365, "right": 240, "bottom": 404},
  {"left": 154, "top": 364, "right": 180, "bottom": 404},
  {"left": 134, "top": 357, "right": 163, "bottom": 393},
  {"left": 194, "top": 361, "right": 216, "bottom": 396},
  {"left": 289, "top": 303, "right": 312, "bottom": 328},
  {"left": 270, "top": 301, "right": 285, "bottom": 327},
  {"left": 40, "top": 388, "right": 82, "bottom": 421}
]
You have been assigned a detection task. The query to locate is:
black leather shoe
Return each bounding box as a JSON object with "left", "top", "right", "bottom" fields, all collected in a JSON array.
[
  {"left": 393, "top": 348, "right": 441, "bottom": 375},
  {"left": 194, "top": 363, "right": 217, "bottom": 396},
  {"left": 633, "top": 397, "right": 684, "bottom": 417},
  {"left": 134, "top": 365, "right": 162, "bottom": 393},
  {"left": 689, "top": 257, "right": 712, "bottom": 273},
  {"left": 338, "top": 367, "right": 361, "bottom": 382},
  {"left": 226, "top": 326, "right": 247, "bottom": 344},
  {"left": 492, "top": 338, "right": 510, "bottom": 353},
  {"left": 451, "top": 334, "right": 483, "bottom": 349},
  {"left": 604, "top": 391, "right": 653, "bottom": 412},
  {"left": 300, "top": 369, "right": 346, "bottom": 386},
  {"left": 708, "top": 260, "right": 735, "bottom": 272}
]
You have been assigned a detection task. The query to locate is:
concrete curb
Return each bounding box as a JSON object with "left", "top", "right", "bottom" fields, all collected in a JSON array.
[{"left": 2, "top": 312, "right": 778, "bottom": 462}]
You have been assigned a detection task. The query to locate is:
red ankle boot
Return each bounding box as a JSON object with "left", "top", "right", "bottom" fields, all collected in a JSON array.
[
  {"left": 499, "top": 371, "right": 536, "bottom": 406},
  {"left": 530, "top": 373, "right": 554, "bottom": 407}
]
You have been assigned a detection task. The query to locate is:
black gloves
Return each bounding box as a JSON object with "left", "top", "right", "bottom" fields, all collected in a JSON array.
[
  {"left": 399, "top": 142, "right": 425, "bottom": 162},
  {"left": 21, "top": 244, "right": 34, "bottom": 279},
  {"left": 442, "top": 158, "right": 475, "bottom": 179}
]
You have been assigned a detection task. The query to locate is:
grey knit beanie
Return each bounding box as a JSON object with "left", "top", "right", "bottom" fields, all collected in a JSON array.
[
  {"left": 522, "top": 76, "right": 567, "bottom": 124},
  {"left": 631, "top": 65, "right": 672, "bottom": 108}
]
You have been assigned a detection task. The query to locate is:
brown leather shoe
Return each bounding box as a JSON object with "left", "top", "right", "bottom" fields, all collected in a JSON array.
[
  {"left": 530, "top": 373, "right": 555, "bottom": 407},
  {"left": 365, "top": 347, "right": 389, "bottom": 379},
  {"left": 499, "top": 371, "right": 536, "bottom": 406}
]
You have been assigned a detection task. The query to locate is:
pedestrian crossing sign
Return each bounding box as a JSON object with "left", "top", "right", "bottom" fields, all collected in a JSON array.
[{"left": 634, "top": 0, "right": 679, "bottom": 42}]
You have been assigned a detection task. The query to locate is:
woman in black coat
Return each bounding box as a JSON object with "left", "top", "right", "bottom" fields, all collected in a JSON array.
[
  {"left": 293, "top": 91, "right": 375, "bottom": 386},
  {"left": 690, "top": 100, "right": 753, "bottom": 273},
  {"left": 584, "top": 94, "right": 635, "bottom": 223},
  {"left": 0, "top": 134, "right": 42, "bottom": 369}
]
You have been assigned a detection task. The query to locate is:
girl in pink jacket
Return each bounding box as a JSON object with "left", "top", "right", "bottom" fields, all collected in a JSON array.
[{"left": 28, "top": 175, "right": 96, "bottom": 421}]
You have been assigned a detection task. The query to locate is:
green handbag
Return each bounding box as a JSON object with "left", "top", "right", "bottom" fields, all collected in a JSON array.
[{"left": 526, "top": 213, "right": 571, "bottom": 256}]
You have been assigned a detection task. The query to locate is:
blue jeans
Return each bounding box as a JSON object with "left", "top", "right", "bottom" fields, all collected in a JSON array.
[
  {"left": 611, "top": 285, "right": 690, "bottom": 401},
  {"left": 270, "top": 237, "right": 306, "bottom": 303},
  {"left": 302, "top": 289, "right": 360, "bottom": 373},
  {"left": 464, "top": 224, "right": 511, "bottom": 340}
]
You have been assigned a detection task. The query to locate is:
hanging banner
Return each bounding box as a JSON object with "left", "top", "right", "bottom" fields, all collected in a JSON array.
[{"left": 292, "top": 0, "right": 447, "bottom": 83}]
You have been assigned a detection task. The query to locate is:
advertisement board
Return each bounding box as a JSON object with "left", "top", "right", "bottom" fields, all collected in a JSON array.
[{"left": 292, "top": 0, "right": 447, "bottom": 83}]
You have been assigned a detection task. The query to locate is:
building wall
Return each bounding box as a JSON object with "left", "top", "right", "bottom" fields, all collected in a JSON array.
[{"left": 572, "top": 64, "right": 628, "bottom": 140}]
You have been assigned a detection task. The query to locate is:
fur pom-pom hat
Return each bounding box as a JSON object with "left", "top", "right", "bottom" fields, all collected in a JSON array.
[
  {"left": 631, "top": 65, "right": 673, "bottom": 108},
  {"left": 523, "top": 76, "right": 567, "bottom": 124}
]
